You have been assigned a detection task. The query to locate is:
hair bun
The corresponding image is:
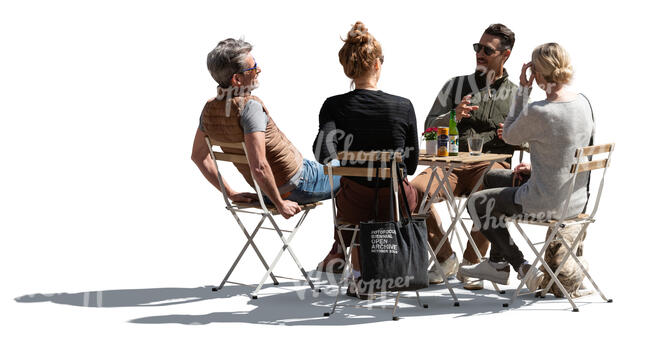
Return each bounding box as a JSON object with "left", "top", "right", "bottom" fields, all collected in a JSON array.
[
  {"left": 346, "top": 21, "right": 370, "bottom": 44},
  {"left": 338, "top": 21, "right": 382, "bottom": 80},
  {"left": 532, "top": 43, "right": 573, "bottom": 85},
  {"left": 552, "top": 66, "right": 573, "bottom": 84}
]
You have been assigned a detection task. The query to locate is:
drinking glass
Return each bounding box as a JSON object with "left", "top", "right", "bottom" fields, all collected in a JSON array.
[{"left": 468, "top": 137, "right": 484, "bottom": 156}]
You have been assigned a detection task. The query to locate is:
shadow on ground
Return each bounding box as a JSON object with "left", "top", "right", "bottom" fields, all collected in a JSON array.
[
  {"left": 16, "top": 271, "right": 598, "bottom": 326},
  {"left": 14, "top": 286, "right": 228, "bottom": 307}
]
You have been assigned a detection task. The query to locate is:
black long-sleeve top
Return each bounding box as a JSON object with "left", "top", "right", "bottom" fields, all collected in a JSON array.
[{"left": 312, "top": 89, "right": 419, "bottom": 187}]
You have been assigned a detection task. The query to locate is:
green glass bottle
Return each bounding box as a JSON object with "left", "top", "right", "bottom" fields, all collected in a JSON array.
[{"left": 449, "top": 110, "right": 459, "bottom": 156}]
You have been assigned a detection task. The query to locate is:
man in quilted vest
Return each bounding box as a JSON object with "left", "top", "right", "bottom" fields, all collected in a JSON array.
[{"left": 191, "top": 38, "right": 341, "bottom": 219}]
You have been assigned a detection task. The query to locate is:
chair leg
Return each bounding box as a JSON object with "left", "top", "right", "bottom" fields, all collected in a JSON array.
[
  {"left": 540, "top": 223, "right": 588, "bottom": 297},
  {"left": 415, "top": 290, "right": 428, "bottom": 308},
  {"left": 269, "top": 211, "right": 316, "bottom": 289},
  {"left": 428, "top": 243, "right": 459, "bottom": 306},
  {"left": 512, "top": 222, "right": 578, "bottom": 311},
  {"left": 392, "top": 292, "right": 401, "bottom": 320},
  {"left": 555, "top": 230, "right": 611, "bottom": 302},
  {"left": 230, "top": 212, "right": 280, "bottom": 285},
  {"left": 214, "top": 214, "right": 278, "bottom": 292},
  {"left": 508, "top": 221, "right": 553, "bottom": 307},
  {"left": 252, "top": 210, "right": 314, "bottom": 298},
  {"left": 325, "top": 226, "right": 357, "bottom": 317}
]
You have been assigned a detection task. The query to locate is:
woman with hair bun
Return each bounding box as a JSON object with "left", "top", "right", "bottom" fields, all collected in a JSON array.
[
  {"left": 459, "top": 42, "right": 595, "bottom": 293},
  {"left": 312, "top": 21, "right": 420, "bottom": 299}
]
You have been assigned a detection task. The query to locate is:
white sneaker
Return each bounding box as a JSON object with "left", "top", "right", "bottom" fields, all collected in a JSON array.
[
  {"left": 428, "top": 253, "right": 459, "bottom": 284},
  {"left": 518, "top": 264, "right": 544, "bottom": 292},
  {"left": 459, "top": 260, "right": 510, "bottom": 285},
  {"left": 456, "top": 259, "right": 484, "bottom": 290}
]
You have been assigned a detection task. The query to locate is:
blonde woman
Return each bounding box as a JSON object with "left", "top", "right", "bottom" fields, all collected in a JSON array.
[{"left": 459, "top": 43, "right": 594, "bottom": 292}]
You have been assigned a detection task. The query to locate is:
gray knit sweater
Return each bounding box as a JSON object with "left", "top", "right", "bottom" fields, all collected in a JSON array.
[{"left": 503, "top": 87, "right": 594, "bottom": 220}]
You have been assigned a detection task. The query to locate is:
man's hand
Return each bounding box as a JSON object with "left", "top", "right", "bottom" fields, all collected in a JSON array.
[
  {"left": 228, "top": 192, "right": 259, "bottom": 203},
  {"left": 497, "top": 123, "right": 504, "bottom": 139},
  {"left": 520, "top": 62, "right": 535, "bottom": 88},
  {"left": 513, "top": 162, "right": 531, "bottom": 181},
  {"left": 455, "top": 94, "right": 479, "bottom": 121},
  {"left": 277, "top": 200, "right": 301, "bottom": 219}
]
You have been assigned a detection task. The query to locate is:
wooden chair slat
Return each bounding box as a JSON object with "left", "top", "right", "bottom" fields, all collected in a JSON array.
[
  {"left": 575, "top": 143, "right": 614, "bottom": 157},
  {"left": 336, "top": 151, "right": 402, "bottom": 163},
  {"left": 209, "top": 139, "right": 245, "bottom": 149},
  {"left": 213, "top": 152, "right": 249, "bottom": 164},
  {"left": 232, "top": 201, "right": 322, "bottom": 215},
  {"left": 323, "top": 166, "right": 392, "bottom": 178},
  {"left": 570, "top": 159, "right": 608, "bottom": 173}
]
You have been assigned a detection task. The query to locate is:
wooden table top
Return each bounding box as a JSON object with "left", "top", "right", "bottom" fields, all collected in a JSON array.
[{"left": 419, "top": 152, "right": 512, "bottom": 164}]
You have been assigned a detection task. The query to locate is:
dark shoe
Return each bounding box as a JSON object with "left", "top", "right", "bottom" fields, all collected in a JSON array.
[
  {"left": 316, "top": 241, "right": 345, "bottom": 273},
  {"left": 346, "top": 278, "right": 377, "bottom": 300}
]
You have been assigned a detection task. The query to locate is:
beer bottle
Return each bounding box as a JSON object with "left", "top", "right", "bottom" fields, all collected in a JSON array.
[{"left": 449, "top": 110, "right": 459, "bottom": 156}]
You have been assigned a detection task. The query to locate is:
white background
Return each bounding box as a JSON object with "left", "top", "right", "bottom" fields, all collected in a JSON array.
[{"left": 1, "top": 0, "right": 648, "bottom": 345}]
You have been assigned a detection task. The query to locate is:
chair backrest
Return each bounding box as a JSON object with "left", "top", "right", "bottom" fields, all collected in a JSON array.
[
  {"left": 570, "top": 144, "right": 614, "bottom": 174},
  {"left": 558, "top": 143, "right": 615, "bottom": 222},
  {"left": 571, "top": 143, "right": 615, "bottom": 219},
  {"left": 204, "top": 136, "right": 271, "bottom": 212},
  {"left": 324, "top": 151, "right": 404, "bottom": 223},
  {"left": 205, "top": 137, "right": 247, "bottom": 163},
  {"left": 325, "top": 151, "right": 402, "bottom": 178}
]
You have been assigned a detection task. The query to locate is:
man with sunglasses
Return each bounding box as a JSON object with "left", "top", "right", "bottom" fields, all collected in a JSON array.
[
  {"left": 411, "top": 24, "right": 519, "bottom": 290},
  {"left": 191, "top": 38, "right": 341, "bottom": 219}
]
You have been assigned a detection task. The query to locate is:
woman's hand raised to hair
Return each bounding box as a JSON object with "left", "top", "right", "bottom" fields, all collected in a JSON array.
[{"left": 520, "top": 62, "right": 535, "bottom": 88}]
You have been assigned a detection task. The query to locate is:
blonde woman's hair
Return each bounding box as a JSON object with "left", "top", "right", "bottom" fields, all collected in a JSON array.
[
  {"left": 532, "top": 42, "right": 573, "bottom": 84},
  {"left": 338, "top": 21, "right": 383, "bottom": 80}
]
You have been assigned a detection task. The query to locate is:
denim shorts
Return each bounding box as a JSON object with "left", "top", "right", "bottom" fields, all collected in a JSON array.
[{"left": 264, "top": 159, "right": 341, "bottom": 205}]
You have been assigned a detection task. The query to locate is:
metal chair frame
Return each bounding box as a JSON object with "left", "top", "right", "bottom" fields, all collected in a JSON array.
[
  {"left": 205, "top": 137, "right": 321, "bottom": 299},
  {"left": 322, "top": 151, "right": 457, "bottom": 320},
  {"left": 503, "top": 143, "right": 615, "bottom": 312}
]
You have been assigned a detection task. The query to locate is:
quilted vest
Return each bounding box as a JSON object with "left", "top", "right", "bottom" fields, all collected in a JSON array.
[{"left": 200, "top": 93, "right": 303, "bottom": 189}]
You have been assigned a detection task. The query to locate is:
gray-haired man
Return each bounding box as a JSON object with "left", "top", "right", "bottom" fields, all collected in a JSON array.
[{"left": 191, "top": 38, "right": 341, "bottom": 219}]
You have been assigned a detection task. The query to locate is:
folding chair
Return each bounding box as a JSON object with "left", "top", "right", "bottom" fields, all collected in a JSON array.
[
  {"left": 205, "top": 137, "right": 322, "bottom": 299},
  {"left": 322, "top": 151, "right": 457, "bottom": 320},
  {"left": 504, "top": 143, "right": 615, "bottom": 311}
]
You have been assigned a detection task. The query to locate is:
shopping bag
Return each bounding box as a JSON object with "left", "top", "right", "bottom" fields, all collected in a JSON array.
[{"left": 359, "top": 160, "right": 429, "bottom": 292}]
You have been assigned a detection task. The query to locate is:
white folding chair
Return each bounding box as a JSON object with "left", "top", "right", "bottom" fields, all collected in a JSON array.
[
  {"left": 504, "top": 143, "right": 615, "bottom": 311},
  {"left": 322, "top": 151, "right": 456, "bottom": 320},
  {"left": 205, "top": 137, "right": 322, "bottom": 299}
]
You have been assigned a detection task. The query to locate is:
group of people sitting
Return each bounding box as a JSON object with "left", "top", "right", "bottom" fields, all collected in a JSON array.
[{"left": 191, "top": 22, "right": 594, "bottom": 299}]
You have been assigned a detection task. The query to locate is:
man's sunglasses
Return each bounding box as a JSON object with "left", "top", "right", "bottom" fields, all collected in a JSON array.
[
  {"left": 473, "top": 43, "right": 503, "bottom": 56},
  {"left": 240, "top": 60, "right": 260, "bottom": 74}
]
